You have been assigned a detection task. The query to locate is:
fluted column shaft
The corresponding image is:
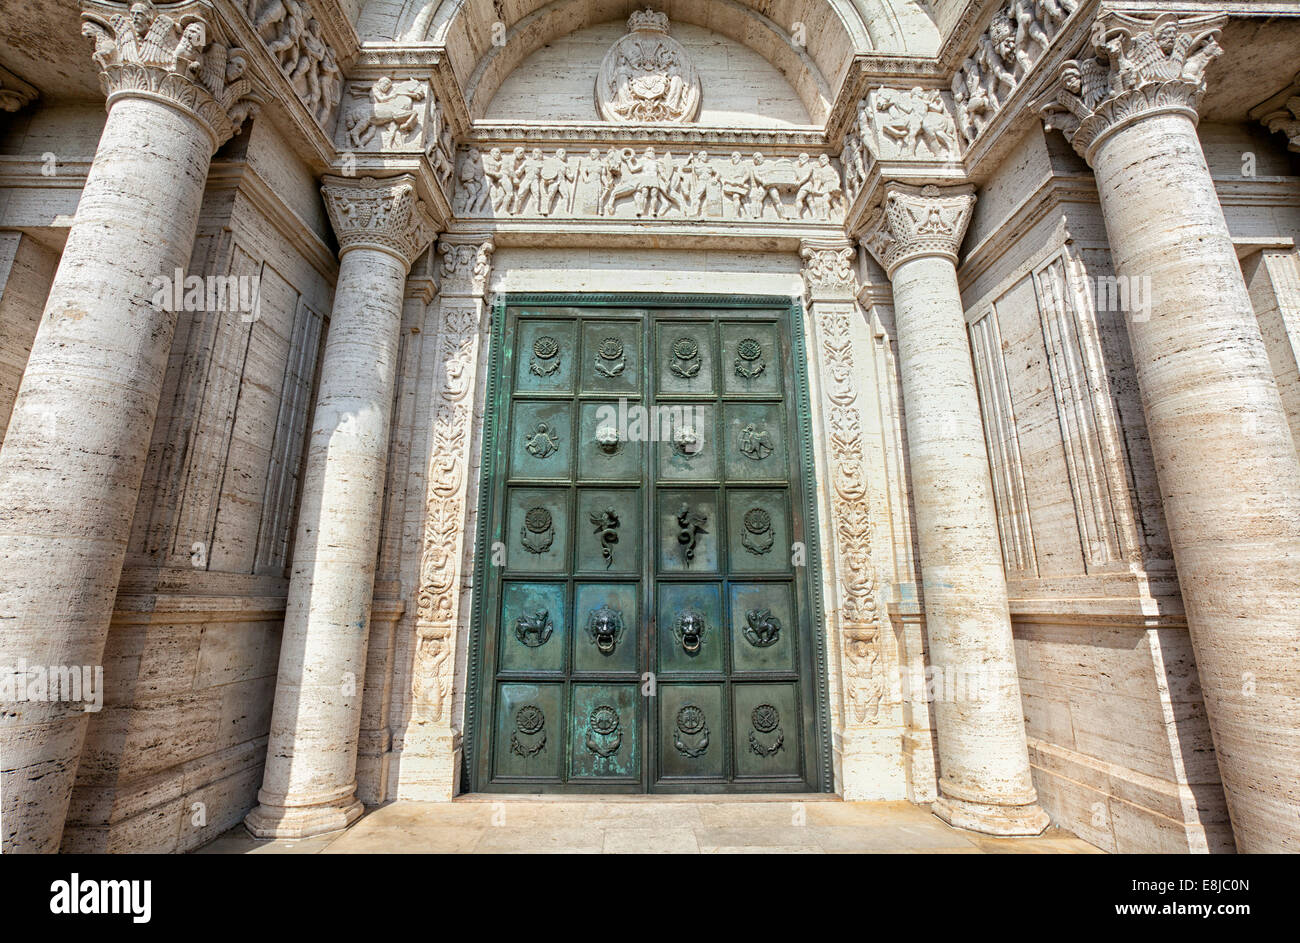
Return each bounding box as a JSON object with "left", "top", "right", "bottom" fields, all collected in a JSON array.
[
  {"left": 0, "top": 2, "right": 261, "bottom": 853},
  {"left": 1041, "top": 11, "right": 1300, "bottom": 852},
  {"left": 864, "top": 184, "right": 1048, "bottom": 836},
  {"left": 246, "top": 176, "right": 435, "bottom": 839}
]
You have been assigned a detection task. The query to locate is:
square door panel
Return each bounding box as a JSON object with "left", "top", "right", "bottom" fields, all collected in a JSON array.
[
  {"left": 575, "top": 487, "right": 641, "bottom": 576},
  {"left": 510, "top": 400, "right": 572, "bottom": 481},
  {"left": 655, "top": 582, "right": 723, "bottom": 674},
  {"left": 506, "top": 488, "right": 571, "bottom": 574},
  {"left": 721, "top": 321, "right": 782, "bottom": 396},
  {"left": 656, "top": 321, "right": 715, "bottom": 396},
  {"left": 493, "top": 682, "right": 564, "bottom": 781},
  {"left": 725, "top": 488, "right": 790, "bottom": 574},
  {"left": 577, "top": 401, "right": 645, "bottom": 481},
  {"left": 570, "top": 684, "right": 640, "bottom": 780},
  {"left": 657, "top": 684, "right": 726, "bottom": 781},
  {"left": 655, "top": 403, "right": 718, "bottom": 482},
  {"left": 499, "top": 582, "right": 567, "bottom": 673},
  {"left": 657, "top": 489, "right": 720, "bottom": 574},
  {"left": 729, "top": 582, "right": 796, "bottom": 673},
  {"left": 514, "top": 319, "right": 577, "bottom": 394},
  {"left": 573, "top": 582, "right": 639, "bottom": 673},
  {"left": 723, "top": 403, "right": 787, "bottom": 481},
  {"left": 581, "top": 320, "right": 641, "bottom": 396},
  {"left": 732, "top": 682, "right": 801, "bottom": 779}
]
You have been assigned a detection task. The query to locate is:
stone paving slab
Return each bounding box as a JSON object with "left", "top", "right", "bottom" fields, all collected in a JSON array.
[{"left": 196, "top": 798, "right": 1101, "bottom": 854}]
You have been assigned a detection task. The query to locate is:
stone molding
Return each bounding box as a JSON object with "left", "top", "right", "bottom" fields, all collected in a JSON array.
[
  {"left": 81, "top": 0, "right": 267, "bottom": 150},
  {"left": 1036, "top": 11, "right": 1225, "bottom": 163},
  {"left": 1250, "top": 71, "right": 1300, "bottom": 153},
  {"left": 0, "top": 65, "right": 38, "bottom": 112},
  {"left": 860, "top": 182, "right": 977, "bottom": 278},
  {"left": 800, "top": 239, "right": 857, "bottom": 300},
  {"left": 320, "top": 173, "right": 436, "bottom": 269}
]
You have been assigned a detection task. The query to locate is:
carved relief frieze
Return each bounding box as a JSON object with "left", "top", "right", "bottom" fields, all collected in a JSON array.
[
  {"left": 82, "top": 0, "right": 267, "bottom": 148},
  {"left": 596, "top": 9, "right": 701, "bottom": 124},
  {"left": 453, "top": 146, "right": 845, "bottom": 222},
  {"left": 858, "top": 87, "right": 961, "bottom": 162},
  {"left": 336, "top": 75, "right": 455, "bottom": 191},
  {"left": 242, "top": 0, "right": 341, "bottom": 128},
  {"left": 950, "top": 0, "right": 1081, "bottom": 148}
]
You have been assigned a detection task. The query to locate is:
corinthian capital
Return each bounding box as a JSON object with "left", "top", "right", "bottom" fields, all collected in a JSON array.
[
  {"left": 1036, "top": 11, "right": 1225, "bottom": 163},
  {"left": 81, "top": 0, "right": 267, "bottom": 150},
  {"left": 321, "top": 175, "right": 438, "bottom": 271},
  {"left": 860, "top": 183, "right": 976, "bottom": 278},
  {"left": 800, "top": 240, "right": 857, "bottom": 300}
]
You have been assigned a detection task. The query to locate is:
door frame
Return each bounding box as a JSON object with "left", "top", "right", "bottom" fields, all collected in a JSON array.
[{"left": 461, "top": 292, "right": 833, "bottom": 793}]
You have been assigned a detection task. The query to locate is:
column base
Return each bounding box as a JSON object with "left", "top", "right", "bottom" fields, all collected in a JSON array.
[
  {"left": 931, "top": 794, "right": 1050, "bottom": 837},
  {"left": 243, "top": 795, "right": 364, "bottom": 840}
]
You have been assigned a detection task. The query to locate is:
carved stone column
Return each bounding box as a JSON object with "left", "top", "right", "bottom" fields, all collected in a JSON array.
[
  {"left": 862, "top": 184, "right": 1048, "bottom": 835},
  {"left": 799, "top": 241, "right": 904, "bottom": 800},
  {"left": 245, "top": 175, "right": 435, "bottom": 838},
  {"left": 0, "top": 1, "right": 263, "bottom": 854},
  {"left": 1039, "top": 12, "right": 1300, "bottom": 852},
  {"left": 394, "top": 237, "right": 493, "bottom": 801}
]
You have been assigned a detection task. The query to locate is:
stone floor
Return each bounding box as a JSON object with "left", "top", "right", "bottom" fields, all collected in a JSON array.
[{"left": 197, "top": 797, "right": 1102, "bottom": 854}]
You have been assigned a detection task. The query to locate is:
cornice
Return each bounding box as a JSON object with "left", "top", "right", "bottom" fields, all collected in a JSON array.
[
  {"left": 442, "top": 218, "right": 845, "bottom": 252},
  {"left": 467, "top": 122, "right": 829, "bottom": 152}
]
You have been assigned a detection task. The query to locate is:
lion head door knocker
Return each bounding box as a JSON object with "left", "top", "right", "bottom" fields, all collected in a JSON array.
[
  {"left": 738, "top": 422, "right": 773, "bottom": 461},
  {"left": 594, "top": 336, "right": 626, "bottom": 378},
  {"left": 589, "top": 507, "right": 620, "bottom": 568},
  {"left": 676, "top": 503, "right": 708, "bottom": 565},
  {"left": 521, "top": 506, "right": 555, "bottom": 554},
  {"left": 673, "top": 423, "right": 701, "bottom": 456},
  {"left": 524, "top": 421, "right": 560, "bottom": 459},
  {"left": 734, "top": 337, "right": 766, "bottom": 379},
  {"left": 595, "top": 424, "right": 621, "bottom": 454},
  {"left": 529, "top": 335, "right": 561, "bottom": 377},
  {"left": 673, "top": 608, "right": 707, "bottom": 656},
  {"left": 742, "top": 608, "right": 782, "bottom": 648},
  {"left": 515, "top": 609, "right": 554, "bottom": 648},
  {"left": 741, "top": 507, "right": 775, "bottom": 555},
  {"left": 510, "top": 704, "right": 548, "bottom": 757},
  {"left": 586, "top": 604, "right": 625, "bottom": 655},
  {"left": 673, "top": 704, "right": 710, "bottom": 758},
  {"left": 585, "top": 705, "right": 623, "bottom": 758},
  {"left": 669, "top": 336, "right": 700, "bottom": 378},
  {"left": 748, "top": 704, "right": 785, "bottom": 757}
]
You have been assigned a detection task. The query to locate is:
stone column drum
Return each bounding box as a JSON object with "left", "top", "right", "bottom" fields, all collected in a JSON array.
[
  {"left": 0, "top": 2, "right": 262, "bottom": 853},
  {"left": 1040, "top": 11, "right": 1300, "bottom": 852},
  {"left": 245, "top": 176, "right": 436, "bottom": 838},
  {"left": 863, "top": 183, "right": 1049, "bottom": 835}
]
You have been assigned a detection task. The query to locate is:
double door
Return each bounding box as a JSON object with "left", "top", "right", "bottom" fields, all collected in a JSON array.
[{"left": 469, "top": 299, "right": 828, "bottom": 792}]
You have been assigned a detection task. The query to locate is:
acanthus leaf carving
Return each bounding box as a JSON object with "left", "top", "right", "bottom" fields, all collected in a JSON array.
[
  {"left": 860, "top": 183, "right": 976, "bottom": 278},
  {"left": 320, "top": 174, "right": 437, "bottom": 269},
  {"left": 800, "top": 240, "right": 857, "bottom": 300}
]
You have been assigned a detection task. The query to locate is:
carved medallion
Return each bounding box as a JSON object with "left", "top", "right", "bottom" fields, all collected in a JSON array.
[
  {"left": 514, "top": 609, "right": 554, "bottom": 648},
  {"left": 510, "top": 704, "right": 548, "bottom": 757},
  {"left": 673, "top": 608, "right": 707, "bottom": 655},
  {"left": 739, "top": 422, "right": 774, "bottom": 461},
  {"left": 676, "top": 503, "right": 708, "bottom": 565},
  {"left": 595, "top": 337, "right": 626, "bottom": 377},
  {"left": 673, "top": 705, "right": 711, "bottom": 758},
  {"left": 529, "top": 335, "right": 561, "bottom": 376},
  {"left": 669, "top": 336, "right": 701, "bottom": 378},
  {"left": 589, "top": 507, "right": 620, "bottom": 568},
  {"left": 585, "top": 705, "right": 624, "bottom": 757},
  {"left": 521, "top": 506, "right": 555, "bottom": 554},
  {"left": 586, "top": 605, "right": 625, "bottom": 655},
  {"left": 734, "top": 337, "right": 766, "bottom": 379},
  {"left": 742, "top": 608, "right": 782, "bottom": 648},
  {"left": 748, "top": 704, "right": 785, "bottom": 757},
  {"left": 596, "top": 10, "right": 701, "bottom": 124},
  {"left": 741, "top": 507, "right": 775, "bottom": 555},
  {"left": 524, "top": 421, "right": 560, "bottom": 458}
]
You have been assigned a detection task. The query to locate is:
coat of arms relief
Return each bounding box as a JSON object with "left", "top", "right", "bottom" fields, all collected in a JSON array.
[{"left": 596, "top": 9, "right": 701, "bottom": 123}]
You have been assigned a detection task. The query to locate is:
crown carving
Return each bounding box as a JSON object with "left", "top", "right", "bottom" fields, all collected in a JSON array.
[{"left": 627, "top": 9, "right": 670, "bottom": 33}]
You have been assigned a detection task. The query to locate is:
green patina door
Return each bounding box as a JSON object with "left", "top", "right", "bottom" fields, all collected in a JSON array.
[{"left": 466, "top": 295, "right": 830, "bottom": 793}]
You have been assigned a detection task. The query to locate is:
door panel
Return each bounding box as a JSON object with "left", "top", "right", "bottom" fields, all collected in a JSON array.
[{"left": 472, "top": 299, "right": 827, "bottom": 793}]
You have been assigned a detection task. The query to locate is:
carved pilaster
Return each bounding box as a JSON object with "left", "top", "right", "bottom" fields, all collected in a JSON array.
[
  {"left": 0, "top": 65, "right": 38, "bottom": 112},
  {"left": 320, "top": 174, "right": 437, "bottom": 270},
  {"left": 860, "top": 183, "right": 976, "bottom": 278},
  {"left": 1036, "top": 11, "right": 1225, "bottom": 163},
  {"left": 81, "top": 0, "right": 267, "bottom": 150}
]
